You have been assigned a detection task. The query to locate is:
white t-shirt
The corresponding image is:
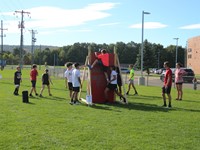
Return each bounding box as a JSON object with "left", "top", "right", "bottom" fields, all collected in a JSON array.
[
  {"left": 72, "top": 69, "right": 81, "bottom": 87},
  {"left": 110, "top": 70, "right": 117, "bottom": 84},
  {"left": 64, "top": 68, "right": 73, "bottom": 83}
]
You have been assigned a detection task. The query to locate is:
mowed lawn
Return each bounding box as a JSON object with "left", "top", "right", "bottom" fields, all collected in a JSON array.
[{"left": 0, "top": 68, "right": 200, "bottom": 150}]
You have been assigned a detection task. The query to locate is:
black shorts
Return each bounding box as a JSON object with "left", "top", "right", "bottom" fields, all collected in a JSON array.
[
  {"left": 97, "top": 60, "right": 108, "bottom": 72},
  {"left": 43, "top": 82, "right": 49, "bottom": 86},
  {"left": 31, "top": 80, "right": 37, "bottom": 88},
  {"left": 68, "top": 82, "right": 73, "bottom": 90},
  {"left": 162, "top": 86, "right": 171, "bottom": 94},
  {"left": 73, "top": 87, "right": 80, "bottom": 92},
  {"left": 107, "top": 83, "right": 117, "bottom": 91}
]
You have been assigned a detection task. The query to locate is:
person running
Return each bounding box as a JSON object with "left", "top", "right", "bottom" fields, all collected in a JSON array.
[
  {"left": 104, "top": 66, "right": 127, "bottom": 103},
  {"left": 87, "top": 49, "right": 109, "bottom": 83},
  {"left": 39, "top": 69, "right": 52, "bottom": 97},
  {"left": 70, "top": 63, "right": 82, "bottom": 105},
  {"left": 126, "top": 64, "right": 138, "bottom": 95},
  {"left": 162, "top": 61, "right": 172, "bottom": 107},
  {"left": 175, "top": 62, "right": 187, "bottom": 100},
  {"left": 29, "top": 64, "right": 38, "bottom": 97},
  {"left": 13, "top": 66, "right": 22, "bottom": 95},
  {"left": 64, "top": 62, "right": 73, "bottom": 98}
]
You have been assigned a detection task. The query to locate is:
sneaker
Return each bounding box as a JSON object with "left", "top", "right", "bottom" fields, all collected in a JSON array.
[
  {"left": 168, "top": 104, "right": 172, "bottom": 108},
  {"left": 69, "top": 101, "right": 74, "bottom": 105},
  {"left": 162, "top": 104, "right": 167, "bottom": 107},
  {"left": 74, "top": 100, "right": 81, "bottom": 105},
  {"left": 134, "top": 93, "right": 138, "bottom": 96},
  {"left": 39, "top": 94, "right": 43, "bottom": 97},
  {"left": 123, "top": 97, "right": 127, "bottom": 103},
  {"left": 29, "top": 94, "right": 33, "bottom": 97},
  {"left": 126, "top": 92, "right": 129, "bottom": 95},
  {"left": 36, "top": 93, "right": 38, "bottom": 96},
  {"left": 49, "top": 94, "right": 52, "bottom": 96},
  {"left": 87, "top": 65, "right": 92, "bottom": 70}
]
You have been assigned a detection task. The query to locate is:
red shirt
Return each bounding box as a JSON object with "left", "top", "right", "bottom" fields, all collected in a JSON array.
[
  {"left": 164, "top": 68, "right": 172, "bottom": 86},
  {"left": 30, "top": 69, "right": 38, "bottom": 81},
  {"left": 97, "top": 53, "right": 109, "bottom": 66}
]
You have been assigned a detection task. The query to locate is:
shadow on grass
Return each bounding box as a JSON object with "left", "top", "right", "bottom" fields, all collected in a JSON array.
[{"left": 40, "top": 96, "right": 66, "bottom": 101}]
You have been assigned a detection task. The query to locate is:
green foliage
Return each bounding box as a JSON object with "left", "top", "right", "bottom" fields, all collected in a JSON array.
[{"left": 0, "top": 69, "right": 200, "bottom": 149}]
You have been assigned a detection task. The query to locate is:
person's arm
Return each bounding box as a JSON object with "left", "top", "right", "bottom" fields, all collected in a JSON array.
[
  {"left": 109, "top": 75, "right": 117, "bottom": 83},
  {"left": 49, "top": 74, "right": 53, "bottom": 85},
  {"left": 166, "top": 74, "right": 172, "bottom": 87},
  {"left": 78, "top": 77, "right": 82, "bottom": 88}
]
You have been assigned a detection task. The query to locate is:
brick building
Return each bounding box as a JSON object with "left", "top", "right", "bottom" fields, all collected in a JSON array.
[{"left": 187, "top": 36, "right": 200, "bottom": 74}]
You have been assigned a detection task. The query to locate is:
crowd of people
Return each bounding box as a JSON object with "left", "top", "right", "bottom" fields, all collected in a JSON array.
[{"left": 13, "top": 49, "right": 198, "bottom": 108}]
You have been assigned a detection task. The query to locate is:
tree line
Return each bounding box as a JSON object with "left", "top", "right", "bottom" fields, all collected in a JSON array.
[{"left": 2, "top": 40, "right": 186, "bottom": 69}]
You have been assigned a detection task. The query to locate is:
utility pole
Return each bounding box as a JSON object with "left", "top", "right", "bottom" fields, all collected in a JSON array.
[
  {"left": 29, "top": 29, "right": 37, "bottom": 65},
  {"left": 14, "top": 10, "right": 30, "bottom": 68},
  {"left": 0, "top": 20, "right": 8, "bottom": 70}
]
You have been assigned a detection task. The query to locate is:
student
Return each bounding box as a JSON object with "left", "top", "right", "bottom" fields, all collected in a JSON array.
[
  {"left": 87, "top": 49, "right": 109, "bottom": 83},
  {"left": 39, "top": 69, "right": 52, "bottom": 97},
  {"left": 70, "top": 63, "right": 82, "bottom": 105},
  {"left": 29, "top": 64, "right": 38, "bottom": 97},
  {"left": 13, "top": 66, "right": 22, "bottom": 95},
  {"left": 64, "top": 62, "right": 73, "bottom": 98},
  {"left": 162, "top": 61, "right": 172, "bottom": 107},
  {"left": 175, "top": 62, "right": 187, "bottom": 100},
  {"left": 116, "top": 66, "right": 122, "bottom": 95},
  {"left": 104, "top": 66, "right": 127, "bottom": 103},
  {"left": 126, "top": 64, "right": 138, "bottom": 95}
]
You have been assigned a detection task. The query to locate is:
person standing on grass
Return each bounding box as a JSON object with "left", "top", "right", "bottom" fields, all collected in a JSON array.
[
  {"left": 175, "top": 62, "right": 187, "bottom": 100},
  {"left": 39, "top": 69, "right": 52, "bottom": 97},
  {"left": 13, "top": 66, "right": 22, "bottom": 96},
  {"left": 64, "top": 62, "right": 73, "bottom": 98},
  {"left": 104, "top": 66, "right": 127, "bottom": 103},
  {"left": 29, "top": 64, "right": 38, "bottom": 97},
  {"left": 116, "top": 66, "right": 122, "bottom": 95},
  {"left": 162, "top": 61, "right": 172, "bottom": 108},
  {"left": 126, "top": 64, "right": 138, "bottom": 95},
  {"left": 70, "top": 63, "right": 82, "bottom": 105}
]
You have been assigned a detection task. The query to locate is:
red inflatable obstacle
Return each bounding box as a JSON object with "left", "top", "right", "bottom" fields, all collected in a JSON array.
[{"left": 89, "top": 52, "right": 115, "bottom": 103}]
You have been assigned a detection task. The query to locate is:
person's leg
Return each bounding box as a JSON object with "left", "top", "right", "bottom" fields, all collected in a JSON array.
[
  {"left": 131, "top": 83, "right": 138, "bottom": 94},
  {"left": 176, "top": 84, "right": 179, "bottom": 100},
  {"left": 104, "top": 72, "right": 109, "bottom": 83},
  {"left": 179, "top": 84, "right": 183, "bottom": 100},
  {"left": 126, "top": 83, "right": 131, "bottom": 95},
  {"left": 167, "top": 93, "right": 172, "bottom": 107},
  {"left": 162, "top": 87, "right": 167, "bottom": 106},
  {"left": 115, "top": 90, "right": 127, "bottom": 103},
  {"left": 40, "top": 84, "right": 45, "bottom": 96},
  {"left": 70, "top": 91, "right": 75, "bottom": 104},
  {"left": 47, "top": 85, "right": 52, "bottom": 96}
]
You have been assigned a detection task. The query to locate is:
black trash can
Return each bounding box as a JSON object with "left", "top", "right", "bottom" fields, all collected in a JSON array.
[{"left": 22, "top": 91, "right": 29, "bottom": 103}]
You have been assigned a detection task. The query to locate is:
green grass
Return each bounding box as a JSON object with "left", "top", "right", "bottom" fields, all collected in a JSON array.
[{"left": 0, "top": 69, "right": 200, "bottom": 150}]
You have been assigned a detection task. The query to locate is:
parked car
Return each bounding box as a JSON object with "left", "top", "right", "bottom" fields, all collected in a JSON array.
[
  {"left": 120, "top": 68, "right": 130, "bottom": 74},
  {"left": 160, "top": 68, "right": 195, "bottom": 83}
]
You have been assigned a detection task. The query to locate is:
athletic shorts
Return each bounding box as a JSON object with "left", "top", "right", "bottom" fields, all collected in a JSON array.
[
  {"left": 176, "top": 82, "right": 183, "bottom": 85},
  {"left": 162, "top": 86, "right": 171, "bottom": 94},
  {"left": 68, "top": 82, "right": 73, "bottom": 90},
  {"left": 107, "top": 83, "right": 117, "bottom": 91},
  {"left": 129, "top": 79, "right": 134, "bottom": 84},
  {"left": 31, "top": 80, "right": 36, "bottom": 88},
  {"left": 73, "top": 87, "right": 80, "bottom": 92},
  {"left": 42, "top": 82, "right": 49, "bottom": 86},
  {"left": 97, "top": 60, "right": 108, "bottom": 72}
]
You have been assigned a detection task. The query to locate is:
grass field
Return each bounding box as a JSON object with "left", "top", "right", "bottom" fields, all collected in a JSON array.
[{"left": 0, "top": 68, "right": 200, "bottom": 150}]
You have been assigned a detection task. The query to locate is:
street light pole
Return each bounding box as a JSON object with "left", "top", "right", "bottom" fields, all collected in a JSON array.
[
  {"left": 139, "top": 10, "right": 150, "bottom": 85},
  {"left": 174, "top": 38, "right": 179, "bottom": 67}
]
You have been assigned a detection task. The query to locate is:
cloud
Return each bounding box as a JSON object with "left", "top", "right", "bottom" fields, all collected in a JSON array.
[
  {"left": 130, "top": 22, "right": 168, "bottom": 29},
  {"left": 180, "top": 24, "right": 200, "bottom": 29},
  {"left": 1, "top": 2, "right": 119, "bottom": 33}
]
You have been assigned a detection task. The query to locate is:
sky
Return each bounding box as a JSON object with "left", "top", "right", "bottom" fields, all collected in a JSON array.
[{"left": 0, "top": 0, "right": 200, "bottom": 48}]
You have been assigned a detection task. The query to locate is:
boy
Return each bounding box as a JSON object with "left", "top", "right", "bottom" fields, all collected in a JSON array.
[
  {"left": 126, "top": 64, "right": 138, "bottom": 95},
  {"left": 64, "top": 62, "right": 73, "bottom": 98},
  {"left": 87, "top": 49, "right": 109, "bottom": 83},
  {"left": 13, "top": 66, "right": 22, "bottom": 95},
  {"left": 39, "top": 69, "right": 52, "bottom": 97},
  {"left": 162, "top": 61, "right": 172, "bottom": 107},
  {"left": 104, "top": 66, "right": 127, "bottom": 103},
  {"left": 70, "top": 63, "right": 82, "bottom": 105},
  {"left": 30, "top": 64, "right": 38, "bottom": 97}
]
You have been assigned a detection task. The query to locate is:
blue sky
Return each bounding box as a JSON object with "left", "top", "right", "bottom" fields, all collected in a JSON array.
[{"left": 0, "top": 0, "right": 200, "bottom": 48}]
